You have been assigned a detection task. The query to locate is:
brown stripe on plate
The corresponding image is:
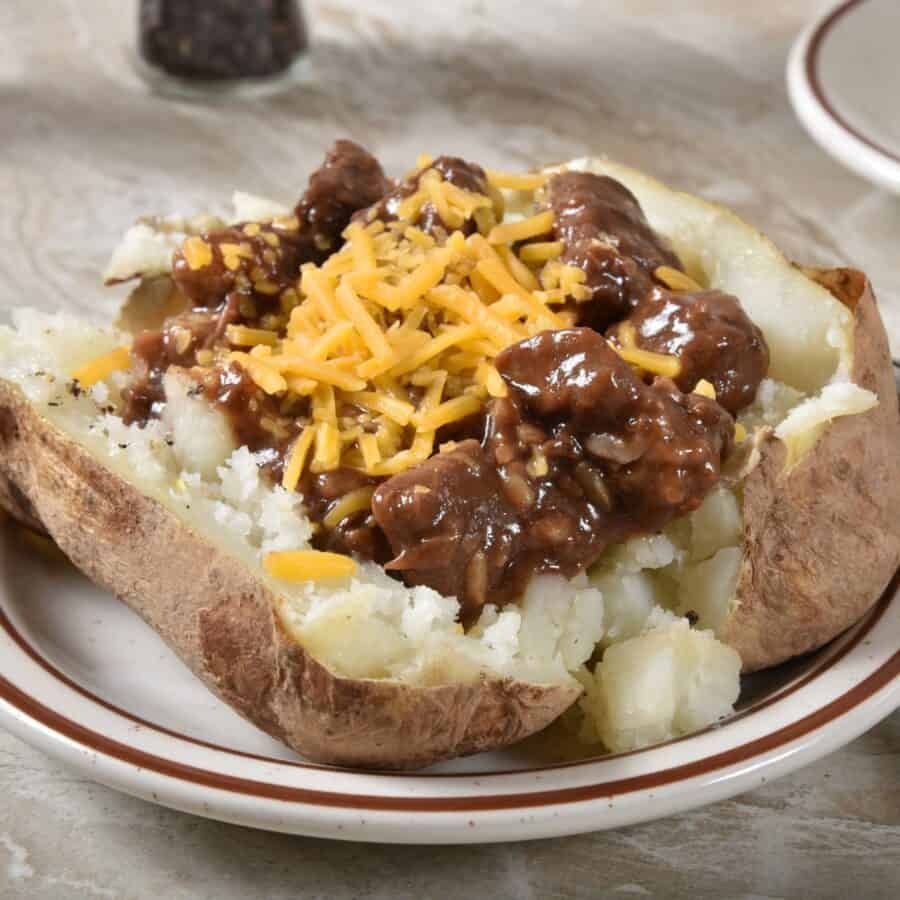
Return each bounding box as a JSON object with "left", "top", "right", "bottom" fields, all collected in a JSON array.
[
  {"left": 0, "top": 570, "right": 896, "bottom": 809},
  {"left": 0, "top": 648, "right": 897, "bottom": 811}
]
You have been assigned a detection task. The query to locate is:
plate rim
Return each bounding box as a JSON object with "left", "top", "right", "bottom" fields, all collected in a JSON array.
[
  {"left": 787, "top": 0, "right": 900, "bottom": 193},
  {"left": 0, "top": 586, "right": 891, "bottom": 780},
  {"left": 0, "top": 538, "right": 897, "bottom": 841}
]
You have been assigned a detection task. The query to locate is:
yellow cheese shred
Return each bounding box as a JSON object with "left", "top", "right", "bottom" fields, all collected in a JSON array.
[
  {"left": 282, "top": 425, "right": 316, "bottom": 492},
  {"left": 655, "top": 265, "right": 703, "bottom": 292},
  {"left": 311, "top": 421, "right": 341, "bottom": 472},
  {"left": 475, "top": 258, "right": 562, "bottom": 329},
  {"left": 334, "top": 279, "right": 393, "bottom": 361},
  {"left": 182, "top": 236, "right": 213, "bottom": 270},
  {"left": 358, "top": 432, "right": 382, "bottom": 471},
  {"left": 485, "top": 170, "right": 548, "bottom": 191},
  {"left": 350, "top": 391, "right": 415, "bottom": 426},
  {"left": 263, "top": 549, "right": 357, "bottom": 581},
  {"left": 413, "top": 393, "right": 483, "bottom": 431},
  {"left": 72, "top": 346, "right": 132, "bottom": 388},
  {"left": 519, "top": 240, "right": 564, "bottom": 264},
  {"left": 322, "top": 486, "right": 375, "bottom": 528},
  {"left": 615, "top": 345, "right": 682, "bottom": 379},
  {"left": 226, "top": 325, "right": 280, "bottom": 347},
  {"left": 269, "top": 355, "right": 366, "bottom": 392},
  {"left": 693, "top": 379, "right": 717, "bottom": 399},
  {"left": 487, "top": 210, "right": 555, "bottom": 245}
]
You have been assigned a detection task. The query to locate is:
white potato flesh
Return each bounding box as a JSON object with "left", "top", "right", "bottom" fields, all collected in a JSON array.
[
  {"left": 580, "top": 612, "right": 741, "bottom": 753},
  {"left": 162, "top": 370, "right": 237, "bottom": 480},
  {"left": 685, "top": 486, "right": 742, "bottom": 562},
  {"left": 229, "top": 191, "right": 289, "bottom": 223},
  {"left": 676, "top": 547, "right": 743, "bottom": 632}
]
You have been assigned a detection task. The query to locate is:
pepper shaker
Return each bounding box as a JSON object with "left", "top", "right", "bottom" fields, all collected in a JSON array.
[{"left": 137, "top": 0, "right": 309, "bottom": 98}]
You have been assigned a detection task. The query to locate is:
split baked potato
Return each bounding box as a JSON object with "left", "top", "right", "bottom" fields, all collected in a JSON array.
[{"left": 0, "top": 151, "right": 897, "bottom": 769}]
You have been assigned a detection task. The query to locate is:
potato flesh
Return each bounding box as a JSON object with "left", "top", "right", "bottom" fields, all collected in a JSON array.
[
  {"left": 578, "top": 611, "right": 741, "bottom": 753},
  {"left": 162, "top": 370, "right": 237, "bottom": 480}
]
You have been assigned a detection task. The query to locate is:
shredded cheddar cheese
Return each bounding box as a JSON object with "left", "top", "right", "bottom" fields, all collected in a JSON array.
[
  {"left": 693, "top": 379, "right": 717, "bottom": 400},
  {"left": 519, "top": 240, "right": 565, "bottom": 264},
  {"left": 485, "top": 170, "right": 548, "bottom": 191},
  {"left": 282, "top": 426, "right": 316, "bottom": 492},
  {"left": 182, "top": 236, "right": 213, "bottom": 270},
  {"left": 226, "top": 325, "right": 280, "bottom": 347},
  {"left": 263, "top": 549, "right": 358, "bottom": 581},
  {"left": 487, "top": 210, "right": 555, "bottom": 245},
  {"left": 655, "top": 265, "right": 703, "bottom": 292},
  {"left": 615, "top": 345, "right": 682, "bottom": 379},
  {"left": 322, "top": 486, "right": 376, "bottom": 528},
  {"left": 72, "top": 346, "right": 132, "bottom": 388}
]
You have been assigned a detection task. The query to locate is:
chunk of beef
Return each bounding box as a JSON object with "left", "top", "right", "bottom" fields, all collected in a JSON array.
[
  {"left": 372, "top": 441, "right": 522, "bottom": 615},
  {"left": 359, "top": 156, "right": 490, "bottom": 236},
  {"left": 172, "top": 140, "right": 388, "bottom": 310},
  {"left": 122, "top": 309, "right": 230, "bottom": 423},
  {"left": 296, "top": 139, "right": 390, "bottom": 257},
  {"left": 495, "top": 328, "right": 733, "bottom": 531},
  {"left": 546, "top": 172, "right": 682, "bottom": 328},
  {"left": 610, "top": 286, "right": 769, "bottom": 413}
]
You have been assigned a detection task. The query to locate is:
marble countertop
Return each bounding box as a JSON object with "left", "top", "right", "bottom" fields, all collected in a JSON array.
[{"left": 1, "top": 0, "right": 898, "bottom": 897}]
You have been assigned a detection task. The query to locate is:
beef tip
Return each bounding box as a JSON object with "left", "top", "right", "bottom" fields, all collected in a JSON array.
[
  {"left": 610, "top": 286, "right": 769, "bottom": 413},
  {"left": 296, "top": 139, "right": 390, "bottom": 257},
  {"left": 172, "top": 220, "right": 314, "bottom": 312},
  {"left": 604, "top": 376, "right": 733, "bottom": 529},
  {"left": 371, "top": 440, "right": 523, "bottom": 619},
  {"left": 359, "top": 155, "right": 490, "bottom": 236},
  {"left": 495, "top": 325, "right": 647, "bottom": 433},
  {"left": 431, "top": 156, "right": 489, "bottom": 195},
  {"left": 495, "top": 328, "right": 733, "bottom": 532},
  {"left": 172, "top": 140, "right": 388, "bottom": 311},
  {"left": 546, "top": 172, "right": 682, "bottom": 328}
]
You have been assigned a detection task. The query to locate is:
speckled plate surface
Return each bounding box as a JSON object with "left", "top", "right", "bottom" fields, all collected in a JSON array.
[
  {"left": 788, "top": 0, "right": 900, "bottom": 193},
  {"left": 0, "top": 522, "right": 897, "bottom": 843}
]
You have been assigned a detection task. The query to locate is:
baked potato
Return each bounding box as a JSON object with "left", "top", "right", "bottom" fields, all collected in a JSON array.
[{"left": 0, "top": 148, "right": 897, "bottom": 769}]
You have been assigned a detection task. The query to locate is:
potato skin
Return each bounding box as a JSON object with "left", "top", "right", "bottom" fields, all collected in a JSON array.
[
  {"left": 721, "top": 269, "right": 900, "bottom": 672},
  {"left": 0, "top": 383, "right": 578, "bottom": 769}
]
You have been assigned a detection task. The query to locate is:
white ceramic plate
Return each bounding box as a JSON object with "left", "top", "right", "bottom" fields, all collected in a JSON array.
[
  {"left": 788, "top": 0, "right": 900, "bottom": 193},
  {"left": 0, "top": 522, "right": 897, "bottom": 843}
]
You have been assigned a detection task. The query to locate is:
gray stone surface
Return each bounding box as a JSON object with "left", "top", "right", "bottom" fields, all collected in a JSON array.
[{"left": 0, "top": 1, "right": 898, "bottom": 897}]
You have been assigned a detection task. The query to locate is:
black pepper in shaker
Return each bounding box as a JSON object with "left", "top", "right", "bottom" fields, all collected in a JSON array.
[{"left": 138, "top": 0, "right": 308, "bottom": 88}]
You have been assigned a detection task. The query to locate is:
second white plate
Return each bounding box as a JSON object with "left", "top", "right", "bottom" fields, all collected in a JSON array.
[{"left": 788, "top": 0, "right": 900, "bottom": 193}]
